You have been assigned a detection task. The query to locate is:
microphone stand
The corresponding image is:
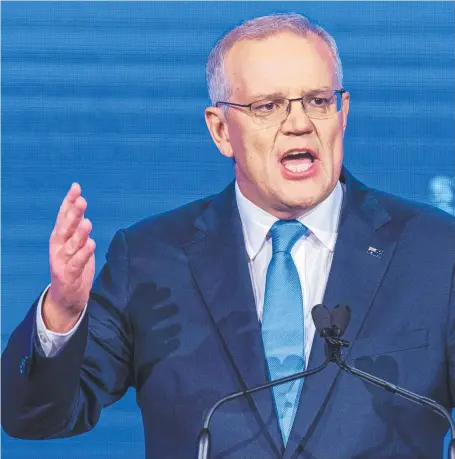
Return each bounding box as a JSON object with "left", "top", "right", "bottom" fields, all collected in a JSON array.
[
  {"left": 196, "top": 356, "right": 331, "bottom": 459},
  {"left": 196, "top": 303, "right": 455, "bottom": 459},
  {"left": 327, "top": 336, "right": 455, "bottom": 459}
]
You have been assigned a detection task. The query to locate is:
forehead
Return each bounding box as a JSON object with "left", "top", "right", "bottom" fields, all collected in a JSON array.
[{"left": 224, "top": 32, "right": 338, "bottom": 99}]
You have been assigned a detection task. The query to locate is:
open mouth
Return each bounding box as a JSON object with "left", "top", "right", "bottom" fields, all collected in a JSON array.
[{"left": 280, "top": 150, "right": 316, "bottom": 173}]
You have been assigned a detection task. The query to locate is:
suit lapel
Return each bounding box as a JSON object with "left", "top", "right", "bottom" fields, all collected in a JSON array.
[
  {"left": 284, "top": 170, "right": 402, "bottom": 458},
  {"left": 183, "top": 184, "right": 284, "bottom": 457}
]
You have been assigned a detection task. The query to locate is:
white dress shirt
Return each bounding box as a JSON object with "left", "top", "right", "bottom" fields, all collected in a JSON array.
[
  {"left": 235, "top": 181, "right": 343, "bottom": 365},
  {"left": 36, "top": 181, "right": 343, "bottom": 359}
]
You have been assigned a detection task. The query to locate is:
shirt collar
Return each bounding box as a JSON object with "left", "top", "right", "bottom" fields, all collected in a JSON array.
[{"left": 235, "top": 181, "right": 344, "bottom": 261}]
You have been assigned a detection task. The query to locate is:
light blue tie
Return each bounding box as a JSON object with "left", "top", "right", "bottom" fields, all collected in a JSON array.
[{"left": 261, "top": 220, "right": 308, "bottom": 445}]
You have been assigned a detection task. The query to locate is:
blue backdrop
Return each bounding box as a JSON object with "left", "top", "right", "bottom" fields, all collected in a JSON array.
[{"left": 2, "top": 2, "right": 454, "bottom": 458}]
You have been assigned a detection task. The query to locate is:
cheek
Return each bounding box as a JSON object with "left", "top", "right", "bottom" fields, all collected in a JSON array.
[
  {"left": 240, "top": 134, "right": 273, "bottom": 168},
  {"left": 229, "top": 120, "right": 278, "bottom": 176},
  {"left": 326, "top": 134, "right": 344, "bottom": 180},
  {"left": 332, "top": 133, "right": 344, "bottom": 163},
  {"left": 319, "top": 124, "right": 344, "bottom": 159},
  {"left": 251, "top": 128, "right": 280, "bottom": 164},
  {"left": 231, "top": 134, "right": 264, "bottom": 180}
]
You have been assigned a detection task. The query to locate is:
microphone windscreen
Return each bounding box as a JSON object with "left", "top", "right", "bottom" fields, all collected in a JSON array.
[
  {"left": 311, "top": 304, "right": 331, "bottom": 332},
  {"left": 331, "top": 305, "right": 351, "bottom": 336}
]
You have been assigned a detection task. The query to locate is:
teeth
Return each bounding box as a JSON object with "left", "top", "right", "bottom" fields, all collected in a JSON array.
[{"left": 284, "top": 162, "right": 312, "bottom": 173}]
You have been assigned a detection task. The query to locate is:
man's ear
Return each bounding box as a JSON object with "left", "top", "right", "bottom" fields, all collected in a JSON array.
[
  {"left": 341, "top": 91, "right": 350, "bottom": 135},
  {"left": 204, "top": 106, "right": 234, "bottom": 158}
]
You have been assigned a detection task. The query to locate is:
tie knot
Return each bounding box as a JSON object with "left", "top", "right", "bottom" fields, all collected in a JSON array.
[{"left": 269, "top": 220, "right": 308, "bottom": 254}]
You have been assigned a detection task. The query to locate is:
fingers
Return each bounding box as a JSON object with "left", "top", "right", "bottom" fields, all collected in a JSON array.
[
  {"left": 65, "top": 218, "right": 92, "bottom": 256},
  {"left": 52, "top": 183, "right": 87, "bottom": 245},
  {"left": 66, "top": 237, "right": 96, "bottom": 279},
  {"left": 56, "top": 183, "right": 81, "bottom": 227},
  {"left": 58, "top": 197, "right": 87, "bottom": 243}
]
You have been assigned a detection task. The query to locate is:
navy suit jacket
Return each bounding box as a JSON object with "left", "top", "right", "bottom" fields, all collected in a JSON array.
[{"left": 2, "top": 169, "right": 455, "bottom": 458}]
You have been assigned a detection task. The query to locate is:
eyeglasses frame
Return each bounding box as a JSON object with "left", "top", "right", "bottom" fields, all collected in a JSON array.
[{"left": 215, "top": 89, "right": 348, "bottom": 122}]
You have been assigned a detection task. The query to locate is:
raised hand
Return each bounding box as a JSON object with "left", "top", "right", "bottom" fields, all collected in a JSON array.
[{"left": 43, "top": 183, "right": 96, "bottom": 332}]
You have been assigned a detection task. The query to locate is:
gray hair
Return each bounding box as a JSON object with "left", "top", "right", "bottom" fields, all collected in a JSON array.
[{"left": 206, "top": 13, "right": 343, "bottom": 105}]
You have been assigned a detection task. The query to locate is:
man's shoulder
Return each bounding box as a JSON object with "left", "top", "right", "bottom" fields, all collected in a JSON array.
[
  {"left": 367, "top": 186, "right": 455, "bottom": 240},
  {"left": 121, "top": 191, "right": 221, "bottom": 248}
]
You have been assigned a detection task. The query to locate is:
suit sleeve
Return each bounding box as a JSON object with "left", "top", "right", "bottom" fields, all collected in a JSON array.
[
  {"left": 36, "top": 284, "right": 89, "bottom": 357},
  {"left": 1, "top": 230, "right": 134, "bottom": 439}
]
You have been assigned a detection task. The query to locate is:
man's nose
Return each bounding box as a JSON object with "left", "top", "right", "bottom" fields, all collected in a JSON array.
[{"left": 281, "top": 99, "right": 314, "bottom": 135}]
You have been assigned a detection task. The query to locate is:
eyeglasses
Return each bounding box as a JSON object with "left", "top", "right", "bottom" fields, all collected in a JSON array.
[{"left": 216, "top": 89, "right": 347, "bottom": 125}]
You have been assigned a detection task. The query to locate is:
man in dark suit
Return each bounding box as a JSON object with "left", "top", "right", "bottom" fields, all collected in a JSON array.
[{"left": 2, "top": 12, "right": 455, "bottom": 459}]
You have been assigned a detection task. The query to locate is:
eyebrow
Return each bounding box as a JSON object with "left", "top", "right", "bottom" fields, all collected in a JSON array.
[{"left": 248, "top": 87, "right": 334, "bottom": 100}]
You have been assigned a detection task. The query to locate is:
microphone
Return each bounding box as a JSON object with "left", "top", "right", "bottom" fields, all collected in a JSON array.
[
  {"left": 331, "top": 304, "right": 351, "bottom": 337},
  {"left": 311, "top": 304, "right": 351, "bottom": 361},
  {"left": 324, "top": 305, "right": 455, "bottom": 459},
  {"left": 196, "top": 305, "right": 332, "bottom": 459}
]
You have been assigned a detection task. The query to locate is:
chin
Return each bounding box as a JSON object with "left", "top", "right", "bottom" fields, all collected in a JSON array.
[
  {"left": 291, "top": 199, "right": 319, "bottom": 212},
  {"left": 282, "top": 185, "right": 330, "bottom": 209},
  {"left": 271, "top": 197, "right": 316, "bottom": 218}
]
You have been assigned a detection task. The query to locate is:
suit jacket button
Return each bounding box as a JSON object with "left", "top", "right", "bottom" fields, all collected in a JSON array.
[{"left": 19, "top": 356, "right": 28, "bottom": 375}]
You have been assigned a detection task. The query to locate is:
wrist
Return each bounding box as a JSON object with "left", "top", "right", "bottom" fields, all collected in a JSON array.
[{"left": 42, "top": 291, "right": 82, "bottom": 333}]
